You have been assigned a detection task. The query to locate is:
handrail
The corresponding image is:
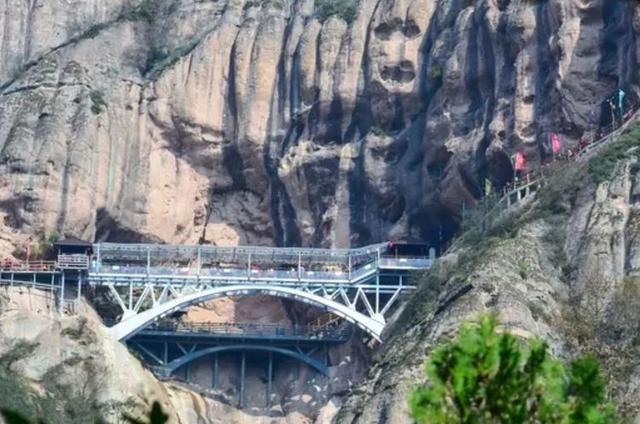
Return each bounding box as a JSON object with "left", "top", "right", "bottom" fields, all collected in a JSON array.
[{"left": 457, "top": 102, "right": 640, "bottom": 244}]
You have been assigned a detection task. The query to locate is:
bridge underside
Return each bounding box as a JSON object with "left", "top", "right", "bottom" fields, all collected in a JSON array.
[{"left": 129, "top": 329, "right": 342, "bottom": 407}]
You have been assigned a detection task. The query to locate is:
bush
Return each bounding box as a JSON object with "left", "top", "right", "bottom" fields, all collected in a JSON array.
[
  {"left": 126, "top": 0, "right": 157, "bottom": 22},
  {"left": 588, "top": 121, "right": 640, "bottom": 183},
  {"left": 369, "top": 126, "right": 388, "bottom": 137},
  {"left": 0, "top": 400, "right": 169, "bottom": 424},
  {"left": 314, "top": 0, "right": 358, "bottom": 23},
  {"left": 409, "top": 315, "right": 616, "bottom": 423},
  {"left": 89, "top": 90, "right": 107, "bottom": 115}
]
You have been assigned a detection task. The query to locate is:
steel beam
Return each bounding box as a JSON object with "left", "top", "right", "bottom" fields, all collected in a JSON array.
[
  {"left": 212, "top": 353, "right": 218, "bottom": 389},
  {"left": 239, "top": 352, "right": 246, "bottom": 408},
  {"left": 267, "top": 351, "right": 273, "bottom": 407}
]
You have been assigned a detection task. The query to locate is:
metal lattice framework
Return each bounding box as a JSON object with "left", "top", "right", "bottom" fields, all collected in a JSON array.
[{"left": 104, "top": 280, "right": 410, "bottom": 341}]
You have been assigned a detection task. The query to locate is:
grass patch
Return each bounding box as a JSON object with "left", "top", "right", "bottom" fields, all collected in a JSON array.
[
  {"left": 588, "top": 121, "right": 640, "bottom": 183},
  {"left": 315, "top": 0, "right": 358, "bottom": 23}
]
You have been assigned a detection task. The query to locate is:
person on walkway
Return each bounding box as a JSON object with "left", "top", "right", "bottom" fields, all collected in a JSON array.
[
  {"left": 579, "top": 138, "right": 589, "bottom": 151},
  {"left": 608, "top": 99, "right": 618, "bottom": 128},
  {"left": 618, "top": 88, "right": 626, "bottom": 120},
  {"left": 513, "top": 151, "right": 526, "bottom": 181},
  {"left": 550, "top": 133, "right": 562, "bottom": 159}
]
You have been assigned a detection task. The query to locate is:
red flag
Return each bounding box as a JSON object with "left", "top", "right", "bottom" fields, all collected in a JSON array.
[
  {"left": 550, "top": 133, "right": 562, "bottom": 154},
  {"left": 514, "top": 151, "right": 526, "bottom": 171}
]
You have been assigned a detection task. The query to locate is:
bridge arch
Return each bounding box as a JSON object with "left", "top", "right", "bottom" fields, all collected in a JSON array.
[
  {"left": 108, "top": 285, "right": 385, "bottom": 342},
  {"left": 165, "top": 345, "right": 329, "bottom": 376}
]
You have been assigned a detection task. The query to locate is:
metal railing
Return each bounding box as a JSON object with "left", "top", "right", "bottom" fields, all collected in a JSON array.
[
  {"left": 57, "top": 254, "right": 89, "bottom": 269},
  {"left": 0, "top": 260, "right": 57, "bottom": 272},
  {"left": 457, "top": 103, "right": 640, "bottom": 246},
  {"left": 136, "top": 321, "right": 351, "bottom": 341},
  {"left": 87, "top": 251, "right": 428, "bottom": 285}
]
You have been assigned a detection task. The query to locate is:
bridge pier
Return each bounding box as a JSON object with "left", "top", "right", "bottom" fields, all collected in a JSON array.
[
  {"left": 239, "top": 352, "right": 246, "bottom": 408},
  {"left": 267, "top": 351, "right": 273, "bottom": 407},
  {"left": 212, "top": 353, "right": 218, "bottom": 390},
  {"left": 58, "top": 272, "right": 65, "bottom": 313}
]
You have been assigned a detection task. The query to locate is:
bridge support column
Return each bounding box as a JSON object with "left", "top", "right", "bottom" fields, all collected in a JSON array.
[
  {"left": 266, "top": 351, "right": 272, "bottom": 407},
  {"left": 375, "top": 272, "right": 380, "bottom": 314},
  {"left": 239, "top": 352, "right": 246, "bottom": 408},
  {"left": 32, "top": 273, "right": 36, "bottom": 289},
  {"left": 50, "top": 274, "right": 55, "bottom": 316},
  {"left": 58, "top": 272, "right": 65, "bottom": 314},
  {"left": 323, "top": 343, "right": 328, "bottom": 367},
  {"left": 186, "top": 364, "right": 191, "bottom": 383},
  {"left": 10, "top": 272, "right": 13, "bottom": 287},
  {"left": 212, "top": 353, "right": 218, "bottom": 390},
  {"left": 77, "top": 273, "right": 82, "bottom": 306},
  {"left": 163, "top": 342, "right": 168, "bottom": 365}
]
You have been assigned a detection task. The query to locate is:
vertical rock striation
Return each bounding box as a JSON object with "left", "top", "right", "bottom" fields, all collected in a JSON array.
[{"left": 0, "top": 0, "right": 638, "bottom": 252}]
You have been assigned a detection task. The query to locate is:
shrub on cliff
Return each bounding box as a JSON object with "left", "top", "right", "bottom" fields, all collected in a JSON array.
[
  {"left": 0, "top": 400, "right": 169, "bottom": 424},
  {"left": 315, "top": 0, "right": 358, "bottom": 23},
  {"left": 409, "top": 315, "right": 616, "bottom": 424},
  {"left": 589, "top": 121, "right": 640, "bottom": 183}
]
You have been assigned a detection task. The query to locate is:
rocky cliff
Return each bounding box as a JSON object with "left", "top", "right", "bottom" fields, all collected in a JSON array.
[
  {"left": 336, "top": 152, "right": 640, "bottom": 422},
  {"left": 2, "top": 0, "right": 639, "bottom": 253},
  {"left": 0, "top": 287, "right": 354, "bottom": 423}
]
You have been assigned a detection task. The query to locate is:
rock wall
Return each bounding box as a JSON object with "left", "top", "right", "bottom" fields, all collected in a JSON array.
[
  {"left": 0, "top": 287, "right": 354, "bottom": 423},
  {"left": 335, "top": 159, "right": 640, "bottom": 422},
  {"left": 1, "top": 0, "right": 639, "bottom": 254}
]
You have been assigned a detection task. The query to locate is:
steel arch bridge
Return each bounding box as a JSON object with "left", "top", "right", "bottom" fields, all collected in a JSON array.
[
  {"left": 107, "top": 284, "right": 392, "bottom": 341},
  {"left": 89, "top": 242, "right": 434, "bottom": 342},
  {"left": 1, "top": 240, "right": 435, "bottom": 399}
]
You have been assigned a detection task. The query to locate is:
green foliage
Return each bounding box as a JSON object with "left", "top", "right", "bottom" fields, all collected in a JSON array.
[
  {"left": 126, "top": 0, "right": 158, "bottom": 22},
  {"left": 427, "top": 64, "right": 443, "bottom": 85},
  {"left": 369, "top": 126, "right": 388, "bottom": 137},
  {"left": 517, "top": 258, "right": 528, "bottom": 279},
  {"left": 314, "top": 0, "right": 358, "bottom": 23},
  {"left": 33, "top": 232, "right": 59, "bottom": 260},
  {"left": 0, "top": 341, "right": 39, "bottom": 371},
  {"left": 89, "top": 90, "right": 107, "bottom": 115},
  {"left": 0, "top": 400, "right": 169, "bottom": 424},
  {"left": 409, "top": 315, "right": 616, "bottom": 424},
  {"left": 145, "top": 42, "right": 199, "bottom": 77},
  {"left": 588, "top": 121, "right": 640, "bottom": 183},
  {"left": 125, "top": 0, "right": 178, "bottom": 23},
  {"left": 83, "top": 23, "right": 109, "bottom": 40}
]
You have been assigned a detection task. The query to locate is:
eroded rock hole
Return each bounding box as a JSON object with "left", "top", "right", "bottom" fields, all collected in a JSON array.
[
  {"left": 380, "top": 61, "right": 416, "bottom": 83},
  {"left": 403, "top": 21, "right": 420, "bottom": 38},
  {"left": 427, "top": 147, "right": 453, "bottom": 180}
]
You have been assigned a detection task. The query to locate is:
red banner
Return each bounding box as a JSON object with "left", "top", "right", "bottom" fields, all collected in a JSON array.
[
  {"left": 514, "top": 151, "right": 526, "bottom": 171},
  {"left": 550, "top": 133, "right": 562, "bottom": 154}
]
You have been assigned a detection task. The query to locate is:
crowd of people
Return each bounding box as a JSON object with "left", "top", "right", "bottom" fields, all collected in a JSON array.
[{"left": 497, "top": 91, "right": 638, "bottom": 198}]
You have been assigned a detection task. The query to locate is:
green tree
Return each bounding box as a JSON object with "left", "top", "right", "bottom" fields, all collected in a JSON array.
[{"left": 409, "top": 315, "right": 616, "bottom": 424}]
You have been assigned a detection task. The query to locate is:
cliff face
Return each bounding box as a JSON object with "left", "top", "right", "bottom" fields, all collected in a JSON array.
[
  {"left": 1, "top": 0, "right": 638, "bottom": 253},
  {"left": 336, "top": 157, "right": 640, "bottom": 422},
  {"left": 0, "top": 288, "right": 351, "bottom": 423}
]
